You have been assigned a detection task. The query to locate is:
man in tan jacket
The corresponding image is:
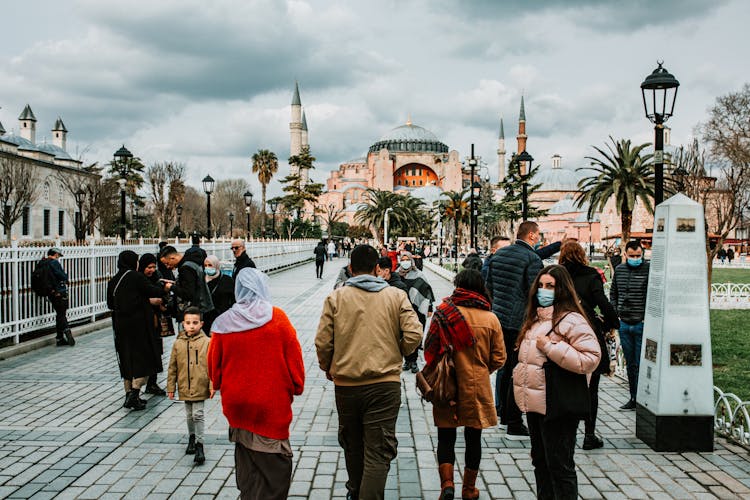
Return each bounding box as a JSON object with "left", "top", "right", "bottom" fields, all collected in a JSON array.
[{"left": 316, "top": 244, "right": 422, "bottom": 500}]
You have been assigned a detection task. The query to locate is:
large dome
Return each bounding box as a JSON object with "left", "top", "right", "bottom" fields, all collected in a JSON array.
[
  {"left": 535, "top": 166, "right": 582, "bottom": 192},
  {"left": 369, "top": 122, "right": 448, "bottom": 154}
]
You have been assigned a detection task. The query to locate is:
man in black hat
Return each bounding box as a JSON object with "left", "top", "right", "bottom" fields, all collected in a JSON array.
[{"left": 46, "top": 247, "right": 75, "bottom": 346}]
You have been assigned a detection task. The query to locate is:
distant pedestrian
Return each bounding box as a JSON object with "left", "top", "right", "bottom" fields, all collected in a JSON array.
[
  {"left": 513, "top": 265, "right": 600, "bottom": 499},
  {"left": 42, "top": 247, "right": 75, "bottom": 347},
  {"left": 399, "top": 251, "right": 435, "bottom": 373},
  {"left": 316, "top": 245, "right": 422, "bottom": 500},
  {"left": 327, "top": 240, "right": 336, "bottom": 261},
  {"left": 610, "top": 241, "right": 649, "bottom": 410},
  {"left": 203, "top": 255, "right": 235, "bottom": 335},
  {"left": 485, "top": 221, "right": 543, "bottom": 437},
  {"left": 137, "top": 253, "right": 168, "bottom": 396},
  {"left": 480, "top": 236, "right": 510, "bottom": 281},
  {"left": 230, "top": 239, "right": 257, "bottom": 280},
  {"left": 718, "top": 247, "right": 727, "bottom": 264},
  {"left": 429, "top": 270, "right": 506, "bottom": 500},
  {"left": 314, "top": 241, "right": 327, "bottom": 279},
  {"left": 728, "top": 248, "right": 735, "bottom": 264},
  {"left": 107, "top": 250, "right": 169, "bottom": 410},
  {"left": 167, "top": 306, "right": 214, "bottom": 466},
  {"left": 208, "top": 268, "right": 305, "bottom": 499}
]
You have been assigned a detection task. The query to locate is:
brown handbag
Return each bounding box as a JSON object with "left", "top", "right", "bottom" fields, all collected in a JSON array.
[{"left": 416, "top": 345, "right": 457, "bottom": 407}]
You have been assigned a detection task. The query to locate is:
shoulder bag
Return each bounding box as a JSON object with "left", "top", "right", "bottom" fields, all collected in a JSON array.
[
  {"left": 543, "top": 313, "right": 591, "bottom": 421},
  {"left": 416, "top": 344, "right": 457, "bottom": 407}
]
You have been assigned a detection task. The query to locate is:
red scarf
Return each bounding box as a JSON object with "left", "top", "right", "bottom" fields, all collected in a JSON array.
[{"left": 423, "top": 288, "right": 491, "bottom": 366}]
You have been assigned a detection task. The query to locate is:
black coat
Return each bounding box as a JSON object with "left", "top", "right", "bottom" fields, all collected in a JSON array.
[
  {"left": 203, "top": 274, "right": 235, "bottom": 334},
  {"left": 314, "top": 244, "right": 327, "bottom": 262},
  {"left": 610, "top": 261, "right": 650, "bottom": 324},
  {"left": 485, "top": 240, "right": 543, "bottom": 332},
  {"left": 107, "top": 270, "right": 165, "bottom": 379},
  {"left": 387, "top": 273, "right": 408, "bottom": 292},
  {"left": 232, "top": 251, "right": 256, "bottom": 280}
]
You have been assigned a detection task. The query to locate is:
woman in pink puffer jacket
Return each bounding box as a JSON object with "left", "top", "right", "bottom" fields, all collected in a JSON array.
[{"left": 513, "top": 265, "right": 600, "bottom": 500}]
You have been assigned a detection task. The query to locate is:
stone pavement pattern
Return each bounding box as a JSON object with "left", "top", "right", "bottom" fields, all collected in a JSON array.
[{"left": 0, "top": 259, "right": 749, "bottom": 499}]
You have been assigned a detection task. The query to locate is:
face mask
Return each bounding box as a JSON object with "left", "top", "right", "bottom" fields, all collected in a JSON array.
[
  {"left": 537, "top": 288, "right": 555, "bottom": 307},
  {"left": 205, "top": 267, "right": 218, "bottom": 276},
  {"left": 400, "top": 261, "right": 412, "bottom": 270},
  {"left": 627, "top": 258, "right": 643, "bottom": 267},
  {"left": 533, "top": 242, "right": 542, "bottom": 250}
]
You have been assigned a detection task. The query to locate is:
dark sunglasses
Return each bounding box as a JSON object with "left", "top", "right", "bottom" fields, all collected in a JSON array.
[{"left": 231, "top": 246, "right": 241, "bottom": 250}]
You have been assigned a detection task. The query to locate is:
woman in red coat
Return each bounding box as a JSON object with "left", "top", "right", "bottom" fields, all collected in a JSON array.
[{"left": 208, "top": 268, "right": 305, "bottom": 500}]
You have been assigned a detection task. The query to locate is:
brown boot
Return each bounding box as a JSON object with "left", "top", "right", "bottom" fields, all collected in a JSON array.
[
  {"left": 438, "top": 463, "right": 455, "bottom": 500},
  {"left": 461, "top": 468, "right": 479, "bottom": 499}
]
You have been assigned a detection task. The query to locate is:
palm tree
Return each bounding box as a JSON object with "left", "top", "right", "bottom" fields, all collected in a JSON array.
[
  {"left": 576, "top": 137, "right": 654, "bottom": 248},
  {"left": 355, "top": 189, "right": 400, "bottom": 242},
  {"left": 441, "top": 189, "right": 470, "bottom": 251},
  {"left": 251, "top": 149, "right": 279, "bottom": 233}
]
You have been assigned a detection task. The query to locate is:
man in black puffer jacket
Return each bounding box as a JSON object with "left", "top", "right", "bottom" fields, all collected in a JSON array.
[
  {"left": 610, "top": 240, "right": 649, "bottom": 410},
  {"left": 485, "top": 221, "right": 543, "bottom": 437},
  {"left": 159, "top": 246, "right": 215, "bottom": 324}
]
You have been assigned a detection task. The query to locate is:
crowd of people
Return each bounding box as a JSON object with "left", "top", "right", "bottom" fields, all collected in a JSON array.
[{"left": 36, "top": 221, "right": 650, "bottom": 499}]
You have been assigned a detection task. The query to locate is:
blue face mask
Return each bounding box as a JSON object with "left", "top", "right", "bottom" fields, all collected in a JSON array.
[
  {"left": 627, "top": 258, "right": 643, "bottom": 267},
  {"left": 205, "top": 267, "right": 218, "bottom": 276},
  {"left": 533, "top": 242, "right": 542, "bottom": 250},
  {"left": 537, "top": 288, "right": 555, "bottom": 307}
]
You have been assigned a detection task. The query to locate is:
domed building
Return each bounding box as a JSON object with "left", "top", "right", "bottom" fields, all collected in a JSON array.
[{"left": 529, "top": 154, "right": 583, "bottom": 211}]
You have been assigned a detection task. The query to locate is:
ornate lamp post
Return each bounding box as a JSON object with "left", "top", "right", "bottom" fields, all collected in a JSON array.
[
  {"left": 438, "top": 204, "right": 446, "bottom": 266},
  {"left": 588, "top": 217, "right": 594, "bottom": 259},
  {"left": 269, "top": 199, "right": 279, "bottom": 238},
  {"left": 467, "top": 144, "right": 478, "bottom": 251},
  {"left": 228, "top": 212, "right": 234, "bottom": 237},
  {"left": 472, "top": 180, "right": 481, "bottom": 250},
  {"left": 74, "top": 187, "right": 85, "bottom": 242},
  {"left": 176, "top": 204, "right": 183, "bottom": 237},
  {"left": 202, "top": 175, "right": 215, "bottom": 238},
  {"left": 243, "top": 191, "right": 253, "bottom": 238},
  {"left": 113, "top": 145, "right": 133, "bottom": 242},
  {"left": 516, "top": 150, "right": 534, "bottom": 221},
  {"left": 641, "top": 61, "right": 679, "bottom": 205},
  {"left": 384, "top": 207, "right": 393, "bottom": 247}
]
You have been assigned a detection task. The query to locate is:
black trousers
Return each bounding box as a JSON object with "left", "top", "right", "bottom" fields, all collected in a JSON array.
[
  {"left": 335, "top": 382, "right": 401, "bottom": 500},
  {"left": 584, "top": 372, "right": 601, "bottom": 435},
  {"left": 234, "top": 444, "right": 292, "bottom": 500},
  {"left": 437, "top": 427, "right": 482, "bottom": 469},
  {"left": 404, "top": 312, "right": 426, "bottom": 364},
  {"left": 315, "top": 259, "right": 324, "bottom": 278},
  {"left": 49, "top": 293, "right": 69, "bottom": 340},
  {"left": 499, "top": 328, "right": 522, "bottom": 426},
  {"left": 527, "top": 412, "right": 579, "bottom": 500}
]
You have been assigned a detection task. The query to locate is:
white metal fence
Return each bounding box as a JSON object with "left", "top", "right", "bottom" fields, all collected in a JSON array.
[{"left": 0, "top": 238, "right": 317, "bottom": 343}]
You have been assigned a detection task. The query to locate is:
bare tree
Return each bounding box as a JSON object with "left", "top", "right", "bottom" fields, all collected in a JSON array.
[
  {"left": 55, "top": 163, "right": 103, "bottom": 239},
  {"left": 212, "top": 179, "right": 258, "bottom": 237},
  {"left": 316, "top": 203, "right": 344, "bottom": 233},
  {"left": 0, "top": 156, "right": 38, "bottom": 240},
  {"left": 146, "top": 162, "right": 186, "bottom": 237}
]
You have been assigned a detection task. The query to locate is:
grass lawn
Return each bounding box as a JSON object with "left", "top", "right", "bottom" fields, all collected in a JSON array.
[
  {"left": 711, "top": 309, "right": 750, "bottom": 401},
  {"left": 711, "top": 267, "right": 750, "bottom": 284}
]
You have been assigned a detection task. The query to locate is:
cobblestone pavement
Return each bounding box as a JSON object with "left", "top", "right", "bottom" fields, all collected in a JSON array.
[{"left": 1, "top": 259, "right": 749, "bottom": 499}]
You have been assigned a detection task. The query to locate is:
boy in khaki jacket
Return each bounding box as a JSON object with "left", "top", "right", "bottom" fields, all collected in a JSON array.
[{"left": 167, "top": 306, "right": 214, "bottom": 465}]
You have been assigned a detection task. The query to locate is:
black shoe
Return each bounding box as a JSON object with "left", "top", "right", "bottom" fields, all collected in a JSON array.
[
  {"left": 620, "top": 399, "right": 636, "bottom": 410},
  {"left": 403, "top": 362, "right": 410, "bottom": 371},
  {"left": 346, "top": 493, "right": 358, "bottom": 500},
  {"left": 56, "top": 338, "right": 68, "bottom": 347},
  {"left": 194, "top": 442, "right": 205, "bottom": 465},
  {"left": 186, "top": 434, "right": 196, "bottom": 455},
  {"left": 506, "top": 423, "right": 530, "bottom": 438},
  {"left": 145, "top": 384, "right": 166, "bottom": 396},
  {"left": 582, "top": 434, "right": 604, "bottom": 450},
  {"left": 63, "top": 329, "right": 75, "bottom": 346},
  {"left": 123, "top": 390, "right": 146, "bottom": 410},
  {"left": 410, "top": 361, "right": 419, "bottom": 374}
]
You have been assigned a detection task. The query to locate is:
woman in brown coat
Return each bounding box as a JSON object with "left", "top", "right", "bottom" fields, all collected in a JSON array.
[{"left": 425, "top": 269, "right": 506, "bottom": 500}]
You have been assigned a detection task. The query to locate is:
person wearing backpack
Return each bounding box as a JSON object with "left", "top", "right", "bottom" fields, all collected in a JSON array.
[
  {"left": 158, "top": 246, "right": 215, "bottom": 326},
  {"left": 35, "top": 247, "right": 75, "bottom": 347}
]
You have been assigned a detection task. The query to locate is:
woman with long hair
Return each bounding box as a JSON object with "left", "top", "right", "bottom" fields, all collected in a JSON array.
[
  {"left": 513, "top": 265, "right": 600, "bottom": 499},
  {"left": 426, "top": 269, "right": 505, "bottom": 500},
  {"left": 558, "top": 242, "right": 619, "bottom": 449}
]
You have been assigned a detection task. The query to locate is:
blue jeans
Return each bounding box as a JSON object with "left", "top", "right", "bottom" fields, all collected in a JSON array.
[{"left": 619, "top": 321, "right": 644, "bottom": 400}]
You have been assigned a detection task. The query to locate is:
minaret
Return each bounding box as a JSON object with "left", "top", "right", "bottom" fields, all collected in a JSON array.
[
  {"left": 497, "top": 116, "right": 506, "bottom": 182},
  {"left": 0, "top": 120, "right": 5, "bottom": 135},
  {"left": 516, "top": 95, "right": 528, "bottom": 174},
  {"left": 52, "top": 117, "right": 68, "bottom": 151},
  {"left": 300, "top": 110, "right": 309, "bottom": 183},
  {"left": 289, "top": 81, "right": 303, "bottom": 175},
  {"left": 19, "top": 104, "right": 37, "bottom": 144}
]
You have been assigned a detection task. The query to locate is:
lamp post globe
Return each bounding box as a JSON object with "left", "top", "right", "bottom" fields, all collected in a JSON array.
[
  {"left": 516, "top": 150, "right": 534, "bottom": 221},
  {"left": 471, "top": 181, "right": 482, "bottom": 249},
  {"left": 74, "top": 187, "right": 86, "bottom": 241},
  {"left": 228, "top": 212, "right": 234, "bottom": 237},
  {"left": 202, "top": 175, "right": 215, "bottom": 238},
  {"left": 243, "top": 191, "right": 253, "bottom": 238},
  {"left": 641, "top": 61, "right": 679, "bottom": 205},
  {"left": 176, "top": 203, "right": 183, "bottom": 237},
  {"left": 269, "top": 199, "right": 279, "bottom": 238},
  {"left": 113, "top": 145, "right": 133, "bottom": 242}
]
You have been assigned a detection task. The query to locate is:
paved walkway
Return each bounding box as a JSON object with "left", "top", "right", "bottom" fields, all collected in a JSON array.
[{"left": 0, "top": 260, "right": 749, "bottom": 499}]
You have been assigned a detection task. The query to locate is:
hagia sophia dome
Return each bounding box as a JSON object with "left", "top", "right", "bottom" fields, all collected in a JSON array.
[{"left": 368, "top": 122, "right": 449, "bottom": 154}]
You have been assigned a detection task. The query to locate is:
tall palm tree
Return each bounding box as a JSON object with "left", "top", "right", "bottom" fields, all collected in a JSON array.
[
  {"left": 355, "top": 189, "right": 400, "bottom": 242},
  {"left": 441, "top": 189, "right": 470, "bottom": 249},
  {"left": 251, "top": 149, "right": 279, "bottom": 232},
  {"left": 576, "top": 137, "right": 654, "bottom": 248}
]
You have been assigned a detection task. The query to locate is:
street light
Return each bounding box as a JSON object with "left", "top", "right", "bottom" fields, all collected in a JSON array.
[
  {"left": 202, "top": 175, "right": 215, "bottom": 238},
  {"left": 228, "top": 212, "right": 234, "bottom": 237},
  {"left": 113, "top": 145, "right": 133, "bottom": 242},
  {"left": 74, "top": 187, "right": 85, "bottom": 242},
  {"left": 588, "top": 217, "right": 594, "bottom": 259},
  {"left": 516, "top": 150, "right": 534, "bottom": 221},
  {"left": 641, "top": 61, "right": 679, "bottom": 205},
  {"left": 176, "top": 204, "right": 183, "bottom": 237},
  {"left": 243, "top": 191, "right": 253, "bottom": 238},
  {"left": 269, "top": 199, "right": 279, "bottom": 238},
  {"left": 438, "top": 204, "right": 446, "bottom": 266},
  {"left": 384, "top": 207, "right": 394, "bottom": 247},
  {"left": 472, "top": 180, "right": 482, "bottom": 250},
  {"left": 468, "top": 144, "right": 478, "bottom": 251}
]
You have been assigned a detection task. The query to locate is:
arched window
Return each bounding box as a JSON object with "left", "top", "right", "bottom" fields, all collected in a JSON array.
[{"left": 43, "top": 182, "right": 50, "bottom": 202}]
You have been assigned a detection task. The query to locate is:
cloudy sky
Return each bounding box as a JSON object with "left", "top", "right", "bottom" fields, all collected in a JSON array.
[{"left": 1, "top": 0, "right": 748, "bottom": 199}]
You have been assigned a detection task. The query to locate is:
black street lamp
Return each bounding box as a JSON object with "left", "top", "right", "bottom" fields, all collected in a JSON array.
[
  {"left": 467, "top": 144, "right": 478, "bottom": 251},
  {"left": 516, "top": 150, "right": 534, "bottom": 221},
  {"left": 228, "top": 212, "right": 234, "bottom": 237},
  {"left": 202, "top": 175, "right": 215, "bottom": 238},
  {"left": 74, "top": 187, "right": 85, "bottom": 242},
  {"left": 588, "top": 218, "right": 594, "bottom": 259},
  {"left": 641, "top": 61, "right": 679, "bottom": 205},
  {"left": 438, "top": 204, "right": 446, "bottom": 267},
  {"left": 176, "top": 204, "right": 183, "bottom": 237},
  {"left": 243, "top": 191, "right": 253, "bottom": 238},
  {"left": 269, "top": 199, "right": 279, "bottom": 238},
  {"left": 472, "top": 181, "right": 481, "bottom": 250},
  {"left": 113, "top": 145, "right": 133, "bottom": 242}
]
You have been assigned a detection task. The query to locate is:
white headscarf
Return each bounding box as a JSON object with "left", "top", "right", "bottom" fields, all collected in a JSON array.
[
  {"left": 204, "top": 254, "right": 221, "bottom": 282},
  {"left": 211, "top": 268, "right": 273, "bottom": 333}
]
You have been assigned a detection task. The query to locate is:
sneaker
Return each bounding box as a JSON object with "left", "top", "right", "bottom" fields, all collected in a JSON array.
[
  {"left": 506, "top": 423, "right": 530, "bottom": 439},
  {"left": 56, "top": 338, "right": 68, "bottom": 347},
  {"left": 63, "top": 329, "right": 75, "bottom": 346},
  {"left": 403, "top": 362, "right": 411, "bottom": 371},
  {"left": 620, "top": 399, "right": 636, "bottom": 410},
  {"left": 410, "top": 362, "right": 419, "bottom": 374},
  {"left": 582, "top": 434, "right": 604, "bottom": 450}
]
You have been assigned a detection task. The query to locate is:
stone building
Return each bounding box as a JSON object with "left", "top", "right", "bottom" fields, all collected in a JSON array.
[{"left": 0, "top": 105, "right": 99, "bottom": 241}]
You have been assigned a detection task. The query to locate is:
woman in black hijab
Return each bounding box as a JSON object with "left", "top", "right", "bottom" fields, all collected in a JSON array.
[
  {"left": 138, "top": 253, "right": 169, "bottom": 396},
  {"left": 107, "top": 251, "right": 168, "bottom": 410}
]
